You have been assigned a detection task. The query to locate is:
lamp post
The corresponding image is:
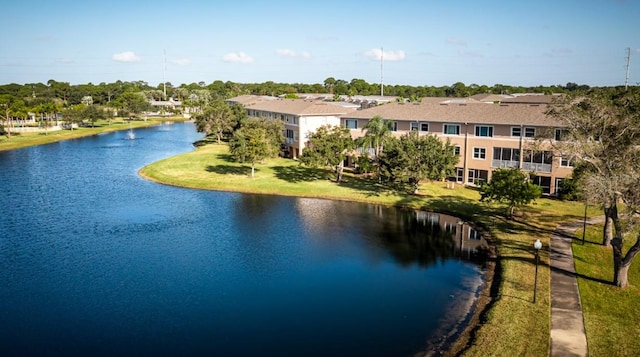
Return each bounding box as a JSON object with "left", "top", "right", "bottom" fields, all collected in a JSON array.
[
  {"left": 582, "top": 199, "right": 588, "bottom": 245},
  {"left": 533, "top": 239, "right": 542, "bottom": 303}
]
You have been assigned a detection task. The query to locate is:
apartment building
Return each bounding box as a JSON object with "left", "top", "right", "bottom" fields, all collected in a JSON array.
[
  {"left": 228, "top": 95, "right": 572, "bottom": 195},
  {"left": 341, "top": 101, "right": 572, "bottom": 195},
  {"left": 237, "top": 98, "right": 357, "bottom": 159}
]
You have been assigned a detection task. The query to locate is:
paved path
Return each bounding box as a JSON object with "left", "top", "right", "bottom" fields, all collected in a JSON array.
[{"left": 550, "top": 217, "right": 604, "bottom": 357}]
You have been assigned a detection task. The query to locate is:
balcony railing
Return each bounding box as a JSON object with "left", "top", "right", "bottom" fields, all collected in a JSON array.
[
  {"left": 491, "top": 160, "right": 520, "bottom": 169},
  {"left": 522, "top": 162, "right": 552, "bottom": 173}
]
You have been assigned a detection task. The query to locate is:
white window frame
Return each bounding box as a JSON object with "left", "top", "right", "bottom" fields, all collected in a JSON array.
[
  {"left": 511, "top": 127, "right": 522, "bottom": 137},
  {"left": 345, "top": 119, "right": 357, "bottom": 129},
  {"left": 443, "top": 124, "right": 461, "bottom": 135},
  {"left": 524, "top": 127, "right": 536, "bottom": 138},
  {"left": 410, "top": 122, "right": 419, "bottom": 131},
  {"left": 420, "top": 122, "right": 429, "bottom": 132},
  {"left": 560, "top": 157, "right": 573, "bottom": 167},
  {"left": 473, "top": 147, "right": 486, "bottom": 159},
  {"left": 474, "top": 125, "right": 494, "bottom": 137},
  {"left": 454, "top": 146, "right": 461, "bottom": 156}
]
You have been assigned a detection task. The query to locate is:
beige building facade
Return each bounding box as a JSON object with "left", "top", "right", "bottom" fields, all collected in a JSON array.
[
  {"left": 228, "top": 95, "right": 573, "bottom": 195},
  {"left": 342, "top": 101, "right": 572, "bottom": 195}
]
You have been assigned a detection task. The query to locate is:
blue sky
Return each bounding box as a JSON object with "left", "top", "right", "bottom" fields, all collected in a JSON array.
[{"left": 1, "top": 0, "right": 638, "bottom": 87}]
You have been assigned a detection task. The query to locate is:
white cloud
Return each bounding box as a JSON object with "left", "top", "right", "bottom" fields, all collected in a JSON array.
[
  {"left": 276, "top": 49, "right": 312, "bottom": 60},
  {"left": 171, "top": 58, "right": 191, "bottom": 66},
  {"left": 446, "top": 38, "right": 467, "bottom": 46},
  {"left": 458, "top": 50, "right": 484, "bottom": 58},
  {"left": 363, "top": 48, "right": 406, "bottom": 61},
  {"left": 112, "top": 51, "right": 141, "bottom": 62},
  {"left": 222, "top": 52, "right": 254, "bottom": 63}
]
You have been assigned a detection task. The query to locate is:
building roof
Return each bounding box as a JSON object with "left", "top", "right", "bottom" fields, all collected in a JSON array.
[
  {"left": 501, "top": 94, "right": 558, "bottom": 104},
  {"left": 469, "top": 93, "right": 514, "bottom": 103},
  {"left": 245, "top": 98, "right": 357, "bottom": 116},
  {"left": 226, "top": 94, "right": 278, "bottom": 105},
  {"left": 342, "top": 102, "right": 565, "bottom": 127}
]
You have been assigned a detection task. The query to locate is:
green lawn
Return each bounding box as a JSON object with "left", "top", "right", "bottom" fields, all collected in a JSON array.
[
  {"left": 140, "top": 143, "right": 597, "bottom": 356},
  {"left": 8, "top": 128, "right": 628, "bottom": 356},
  {"left": 573, "top": 225, "right": 640, "bottom": 357}
]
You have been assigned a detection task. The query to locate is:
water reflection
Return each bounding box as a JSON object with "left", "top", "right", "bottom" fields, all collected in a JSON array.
[{"left": 0, "top": 123, "right": 487, "bottom": 357}]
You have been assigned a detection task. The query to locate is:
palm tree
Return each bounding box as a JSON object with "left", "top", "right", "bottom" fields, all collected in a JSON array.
[{"left": 359, "top": 115, "right": 394, "bottom": 181}]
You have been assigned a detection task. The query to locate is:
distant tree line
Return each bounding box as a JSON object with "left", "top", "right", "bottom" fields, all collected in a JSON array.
[{"left": 0, "top": 78, "right": 601, "bottom": 108}]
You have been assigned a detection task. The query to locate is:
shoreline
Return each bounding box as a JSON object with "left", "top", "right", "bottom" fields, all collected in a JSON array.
[{"left": 139, "top": 158, "right": 498, "bottom": 357}]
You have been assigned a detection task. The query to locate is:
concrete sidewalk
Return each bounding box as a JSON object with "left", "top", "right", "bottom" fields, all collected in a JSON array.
[{"left": 549, "top": 217, "right": 603, "bottom": 356}]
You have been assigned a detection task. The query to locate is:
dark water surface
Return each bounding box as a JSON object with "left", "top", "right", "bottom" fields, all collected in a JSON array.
[{"left": 0, "top": 122, "right": 487, "bottom": 357}]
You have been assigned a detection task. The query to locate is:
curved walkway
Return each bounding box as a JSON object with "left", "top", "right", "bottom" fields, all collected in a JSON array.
[{"left": 550, "top": 217, "right": 604, "bottom": 356}]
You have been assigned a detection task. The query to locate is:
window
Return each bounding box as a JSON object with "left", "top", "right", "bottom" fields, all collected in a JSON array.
[
  {"left": 293, "top": 117, "right": 298, "bottom": 125},
  {"left": 493, "top": 147, "right": 520, "bottom": 161},
  {"left": 455, "top": 167, "right": 464, "bottom": 182},
  {"left": 468, "top": 228, "right": 482, "bottom": 240},
  {"left": 391, "top": 121, "right": 398, "bottom": 131},
  {"left": 560, "top": 157, "right": 573, "bottom": 167},
  {"left": 531, "top": 175, "right": 551, "bottom": 194},
  {"left": 444, "top": 124, "right": 460, "bottom": 135},
  {"left": 410, "top": 122, "right": 419, "bottom": 131},
  {"left": 475, "top": 125, "right": 493, "bottom": 137},
  {"left": 454, "top": 146, "right": 461, "bottom": 156},
  {"left": 555, "top": 128, "right": 569, "bottom": 141},
  {"left": 345, "top": 119, "right": 357, "bottom": 129},
  {"left": 286, "top": 129, "right": 294, "bottom": 139},
  {"left": 523, "top": 150, "right": 553, "bottom": 164},
  {"left": 420, "top": 123, "right": 429, "bottom": 132},
  {"left": 473, "top": 147, "right": 486, "bottom": 159},
  {"left": 511, "top": 127, "right": 522, "bottom": 137},
  {"left": 467, "top": 169, "right": 488, "bottom": 184},
  {"left": 524, "top": 127, "right": 536, "bottom": 137}
]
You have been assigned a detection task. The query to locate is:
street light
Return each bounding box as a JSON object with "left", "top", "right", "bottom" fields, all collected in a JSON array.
[{"left": 533, "top": 239, "right": 542, "bottom": 303}]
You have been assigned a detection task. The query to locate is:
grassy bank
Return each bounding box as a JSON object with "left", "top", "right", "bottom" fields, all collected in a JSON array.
[
  {"left": 140, "top": 143, "right": 595, "bottom": 356},
  {"left": 573, "top": 225, "right": 640, "bottom": 357},
  {"left": 0, "top": 116, "right": 186, "bottom": 152}
]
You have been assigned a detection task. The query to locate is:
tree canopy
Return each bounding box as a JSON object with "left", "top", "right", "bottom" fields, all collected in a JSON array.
[
  {"left": 479, "top": 168, "right": 542, "bottom": 219},
  {"left": 378, "top": 131, "right": 458, "bottom": 194},
  {"left": 228, "top": 117, "right": 284, "bottom": 178},
  {"left": 546, "top": 88, "right": 640, "bottom": 287},
  {"left": 299, "top": 124, "right": 354, "bottom": 184}
]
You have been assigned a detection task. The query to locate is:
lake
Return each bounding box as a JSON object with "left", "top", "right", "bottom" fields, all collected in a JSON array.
[{"left": 0, "top": 122, "right": 487, "bottom": 356}]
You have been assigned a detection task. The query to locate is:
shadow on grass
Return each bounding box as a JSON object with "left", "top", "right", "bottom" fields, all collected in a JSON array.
[
  {"left": 206, "top": 164, "right": 254, "bottom": 176},
  {"left": 272, "top": 165, "right": 330, "bottom": 183},
  {"left": 337, "top": 175, "right": 392, "bottom": 197}
]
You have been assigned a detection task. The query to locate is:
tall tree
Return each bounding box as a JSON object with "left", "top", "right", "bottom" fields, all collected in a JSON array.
[
  {"left": 479, "top": 168, "right": 543, "bottom": 219},
  {"left": 358, "top": 115, "right": 395, "bottom": 181},
  {"left": 546, "top": 88, "right": 640, "bottom": 287},
  {"left": 299, "top": 124, "right": 354, "bottom": 184},
  {"left": 378, "top": 131, "right": 458, "bottom": 194},
  {"left": 228, "top": 118, "right": 282, "bottom": 178},
  {"left": 194, "top": 100, "right": 235, "bottom": 143}
]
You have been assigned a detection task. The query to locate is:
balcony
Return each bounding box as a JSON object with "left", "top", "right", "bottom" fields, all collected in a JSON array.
[
  {"left": 491, "top": 160, "right": 519, "bottom": 169},
  {"left": 522, "top": 162, "right": 552, "bottom": 173}
]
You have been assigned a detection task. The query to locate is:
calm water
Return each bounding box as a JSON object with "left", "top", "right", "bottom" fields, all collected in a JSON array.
[{"left": 0, "top": 122, "right": 487, "bottom": 357}]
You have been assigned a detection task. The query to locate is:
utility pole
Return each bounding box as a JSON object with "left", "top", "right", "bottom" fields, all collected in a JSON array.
[
  {"left": 625, "top": 47, "right": 631, "bottom": 91},
  {"left": 380, "top": 46, "right": 384, "bottom": 97},
  {"left": 163, "top": 49, "right": 167, "bottom": 100}
]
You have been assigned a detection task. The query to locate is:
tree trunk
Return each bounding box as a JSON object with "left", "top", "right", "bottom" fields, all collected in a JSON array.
[
  {"left": 336, "top": 161, "right": 344, "bottom": 184},
  {"left": 602, "top": 207, "right": 614, "bottom": 246},
  {"left": 614, "top": 262, "right": 630, "bottom": 288},
  {"left": 3, "top": 107, "right": 10, "bottom": 138},
  {"left": 250, "top": 162, "right": 255, "bottom": 178},
  {"left": 508, "top": 204, "right": 515, "bottom": 220}
]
